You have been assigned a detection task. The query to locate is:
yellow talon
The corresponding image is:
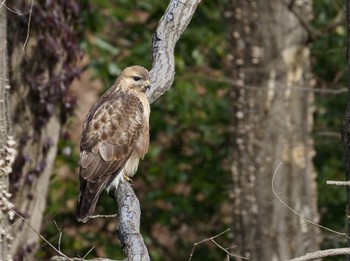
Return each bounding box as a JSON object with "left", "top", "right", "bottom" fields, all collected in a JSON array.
[{"left": 123, "top": 173, "right": 133, "bottom": 183}]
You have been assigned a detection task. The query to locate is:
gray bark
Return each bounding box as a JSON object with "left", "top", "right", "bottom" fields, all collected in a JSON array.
[
  {"left": 228, "top": 0, "right": 320, "bottom": 260},
  {"left": 0, "top": 7, "right": 15, "bottom": 261},
  {"left": 147, "top": 0, "right": 202, "bottom": 103},
  {"left": 7, "top": 3, "right": 66, "bottom": 259},
  {"left": 112, "top": 183, "right": 150, "bottom": 261}
]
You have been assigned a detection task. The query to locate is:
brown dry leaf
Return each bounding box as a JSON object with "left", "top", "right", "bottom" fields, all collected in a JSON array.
[
  {"left": 195, "top": 83, "right": 207, "bottom": 96},
  {"left": 126, "top": 10, "right": 150, "bottom": 24},
  {"left": 171, "top": 182, "right": 192, "bottom": 196},
  {"left": 151, "top": 223, "right": 177, "bottom": 253}
]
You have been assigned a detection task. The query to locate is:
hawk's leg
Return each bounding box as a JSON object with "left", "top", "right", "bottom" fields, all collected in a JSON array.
[{"left": 123, "top": 171, "right": 133, "bottom": 183}]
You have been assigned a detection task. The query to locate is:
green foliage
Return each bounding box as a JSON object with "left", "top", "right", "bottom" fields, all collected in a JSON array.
[{"left": 312, "top": 0, "right": 348, "bottom": 259}]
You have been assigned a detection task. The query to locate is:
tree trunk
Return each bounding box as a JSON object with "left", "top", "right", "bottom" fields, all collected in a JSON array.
[
  {"left": 6, "top": 1, "right": 80, "bottom": 260},
  {"left": 228, "top": 1, "right": 320, "bottom": 260},
  {"left": 0, "top": 7, "right": 15, "bottom": 261}
]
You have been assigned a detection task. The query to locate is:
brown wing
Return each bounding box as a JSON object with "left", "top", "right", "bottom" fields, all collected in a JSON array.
[{"left": 76, "top": 91, "right": 144, "bottom": 222}]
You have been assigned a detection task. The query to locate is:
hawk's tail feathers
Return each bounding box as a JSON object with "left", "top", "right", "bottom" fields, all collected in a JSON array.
[{"left": 76, "top": 177, "right": 109, "bottom": 223}]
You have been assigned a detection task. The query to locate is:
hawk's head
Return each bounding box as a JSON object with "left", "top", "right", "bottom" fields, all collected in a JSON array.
[{"left": 119, "top": 66, "right": 150, "bottom": 93}]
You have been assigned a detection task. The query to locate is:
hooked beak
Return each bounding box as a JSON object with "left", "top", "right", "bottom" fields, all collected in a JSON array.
[{"left": 144, "top": 80, "right": 151, "bottom": 92}]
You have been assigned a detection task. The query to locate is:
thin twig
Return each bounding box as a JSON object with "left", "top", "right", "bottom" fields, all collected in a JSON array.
[
  {"left": 89, "top": 213, "right": 118, "bottom": 219},
  {"left": 4, "top": 218, "right": 22, "bottom": 231},
  {"left": 10, "top": 209, "right": 74, "bottom": 260},
  {"left": 53, "top": 220, "right": 62, "bottom": 253},
  {"left": 83, "top": 246, "right": 95, "bottom": 259},
  {"left": 187, "top": 228, "right": 248, "bottom": 261},
  {"left": 272, "top": 162, "right": 350, "bottom": 239},
  {"left": 0, "top": 0, "right": 30, "bottom": 15},
  {"left": 326, "top": 180, "right": 350, "bottom": 186},
  {"left": 211, "top": 239, "right": 246, "bottom": 259},
  {"left": 22, "top": 0, "right": 34, "bottom": 50}
]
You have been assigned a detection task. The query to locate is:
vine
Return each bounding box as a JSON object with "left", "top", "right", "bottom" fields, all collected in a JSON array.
[{"left": 7, "top": 0, "right": 81, "bottom": 194}]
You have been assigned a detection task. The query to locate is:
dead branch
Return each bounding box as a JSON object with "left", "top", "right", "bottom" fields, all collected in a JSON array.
[
  {"left": 188, "top": 229, "right": 248, "bottom": 261},
  {"left": 285, "top": 247, "right": 350, "bottom": 261},
  {"left": 51, "top": 257, "right": 114, "bottom": 261},
  {"left": 147, "top": 0, "right": 202, "bottom": 103},
  {"left": 327, "top": 180, "right": 350, "bottom": 186},
  {"left": 111, "top": 182, "right": 150, "bottom": 261}
]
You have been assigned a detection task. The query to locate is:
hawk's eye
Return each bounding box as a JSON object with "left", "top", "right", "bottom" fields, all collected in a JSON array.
[{"left": 132, "top": 76, "right": 141, "bottom": 81}]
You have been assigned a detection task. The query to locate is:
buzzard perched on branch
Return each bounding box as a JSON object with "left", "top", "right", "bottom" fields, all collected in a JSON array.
[{"left": 76, "top": 66, "right": 151, "bottom": 223}]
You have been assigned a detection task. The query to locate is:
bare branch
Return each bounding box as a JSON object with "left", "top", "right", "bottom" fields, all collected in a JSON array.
[
  {"left": 82, "top": 246, "right": 96, "bottom": 260},
  {"left": 147, "top": 0, "right": 202, "bottom": 103},
  {"left": 51, "top": 257, "right": 114, "bottom": 261},
  {"left": 110, "top": 182, "right": 150, "bottom": 261},
  {"left": 53, "top": 221, "right": 62, "bottom": 253},
  {"left": 0, "top": 1, "right": 30, "bottom": 15},
  {"left": 327, "top": 180, "right": 350, "bottom": 186},
  {"left": 8, "top": 210, "right": 73, "bottom": 261},
  {"left": 89, "top": 213, "right": 118, "bottom": 219},
  {"left": 188, "top": 228, "right": 248, "bottom": 261},
  {"left": 22, "top": 0, "right": 34, "bottom": 50},
  {"left": 285, "top": 247, "right": 350, "bottom": 261}
]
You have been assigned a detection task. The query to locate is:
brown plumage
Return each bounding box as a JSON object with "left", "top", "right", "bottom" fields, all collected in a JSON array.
[{"left": 76, "top": 66, "right": 151, "bottom": 223}]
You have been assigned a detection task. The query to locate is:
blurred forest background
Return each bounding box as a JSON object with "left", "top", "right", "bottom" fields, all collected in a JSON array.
[{"left": 3, "top": 0, "right": 349, "bottom": 260}]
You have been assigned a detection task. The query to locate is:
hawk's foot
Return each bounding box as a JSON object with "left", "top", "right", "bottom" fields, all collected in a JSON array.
[{"left": 123, "top": 173, "right": 133, "bottom": 183}]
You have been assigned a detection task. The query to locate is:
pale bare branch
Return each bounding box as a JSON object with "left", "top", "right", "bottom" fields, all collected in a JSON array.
[
  {"left": 89, "top": 214, "right": 118, "bottom": 219},
  {"left": 286, "top": 247, "right": 350, "bottom": 261},
  {"left": 326, "top": 180, "right": 350, "bottom": 186},
  {"left": 22, "top": 0, "right": 34, "bottom": 50},
  {"left": 8, "top": 209, "right": 73, "bottom": 261},
  {"left": 188, "top": 228, "right": 248, "bottom": 261}
]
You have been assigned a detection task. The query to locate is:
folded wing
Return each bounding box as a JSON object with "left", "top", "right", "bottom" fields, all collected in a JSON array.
[{"left": 76, "top": 92, "right": 144, "bottom": 222}]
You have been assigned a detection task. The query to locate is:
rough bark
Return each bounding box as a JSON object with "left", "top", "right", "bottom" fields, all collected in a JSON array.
[
  {"left": 0, "top": 6, "right": 14, "bottom": 261},
  {"left": 9, "top": 102, "right": 60, "bottom": 261},
  {"left": 147, "top": 0, "right": 202, "bottom": 103},
  {"left": 112, "top": 183, "right": 150, "bottom": 261},
  {"left": 6, "top": 1, "right": 80, "bottom": 260},
  {"left": 228, "top": 1, "right": 320, "bottom": 260},
  {"left": 8, "top": 30, "right": 62, "bottom": 261}
]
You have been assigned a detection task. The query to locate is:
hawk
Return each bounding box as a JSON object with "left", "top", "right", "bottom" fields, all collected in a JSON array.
[{"left": 76, "top": 65, "right": 151, "bottom": 223}]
